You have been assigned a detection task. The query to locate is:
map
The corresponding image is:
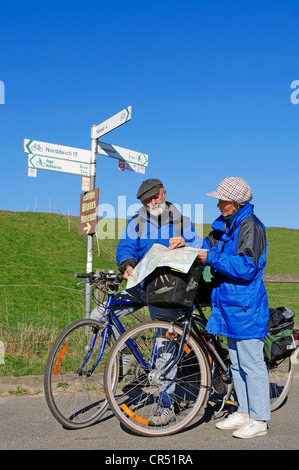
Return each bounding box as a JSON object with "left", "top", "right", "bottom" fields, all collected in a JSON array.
[{"left": 126, "top": 243, "right": 206, "bottom": 289}]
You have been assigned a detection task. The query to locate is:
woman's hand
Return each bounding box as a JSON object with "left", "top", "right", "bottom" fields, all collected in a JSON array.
[
  {"left": 197, "top": 249, "right": 208, "bottom": 264},
  {"left": 169, "top": 236, "right": 185, "bottom": 250}
]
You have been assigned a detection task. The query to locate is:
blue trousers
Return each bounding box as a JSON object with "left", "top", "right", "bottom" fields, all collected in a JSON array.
[{"left": 228, "top": 337, "right": 271, "bottom": 421}]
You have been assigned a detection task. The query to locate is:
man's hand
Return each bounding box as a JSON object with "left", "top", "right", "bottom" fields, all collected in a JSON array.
[
  {"left": 197, "top": 249, "right": 208, "bottom": 264},
  {"left": 123, "top": 265, "right": 134, "bottom": 280},
  {"left": 169, "top": 236, "right": 185, "bottom": 250}
]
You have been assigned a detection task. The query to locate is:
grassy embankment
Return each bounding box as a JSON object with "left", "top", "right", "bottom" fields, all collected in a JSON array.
[{"left": 0, "top": 210, "right": 298, "bottom": 376}]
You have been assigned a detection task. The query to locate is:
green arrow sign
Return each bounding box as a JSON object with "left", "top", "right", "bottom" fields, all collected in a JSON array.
[
  {"left": 28, "top": 155, "right": 90, "bottom": 176},
  {"left": 24, "top": 139, "right": 91, "bottom": 163}
]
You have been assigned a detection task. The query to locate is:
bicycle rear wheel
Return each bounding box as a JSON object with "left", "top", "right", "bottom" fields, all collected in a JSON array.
[
  {"left": 104, "top": 320, "right": 211, "bottom": 437},
  {"left": 44, "top": 318, "right": 117, "bottom": 429},
  {"left": 268, "top": 353, "right": 295, "bottom": 411}
]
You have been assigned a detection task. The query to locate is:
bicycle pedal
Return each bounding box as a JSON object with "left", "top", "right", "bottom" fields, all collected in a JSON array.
[{"left": 225, "top": 400, "right": 238, "bottom": 407}]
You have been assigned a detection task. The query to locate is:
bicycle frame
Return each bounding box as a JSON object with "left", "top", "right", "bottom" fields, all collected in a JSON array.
[
  {"left": 77, "top": 280, "right": 235, "bottom": 413},
  {"left": 78, "top": 293, "right": 153, "bottom": 374}
]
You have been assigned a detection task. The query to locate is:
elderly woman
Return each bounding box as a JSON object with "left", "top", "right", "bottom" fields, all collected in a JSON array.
[{"left": 198, "top": 177, "right": 270, "bottom": 439}]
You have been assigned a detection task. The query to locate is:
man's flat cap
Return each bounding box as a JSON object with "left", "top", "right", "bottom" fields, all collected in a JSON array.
[{"left": 137, "top": 179, "right": 164, "bottom": 202}]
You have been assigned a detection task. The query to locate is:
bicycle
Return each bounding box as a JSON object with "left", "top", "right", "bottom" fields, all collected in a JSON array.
[
  {"left": 44, "top": 269, "right": 296, "bottom": 434},
  {"left": 104, "top": 296, "right": 297, "bottom": 437},
  {"left": 44, "top": 269, "right": 141, "bottom": 429}
]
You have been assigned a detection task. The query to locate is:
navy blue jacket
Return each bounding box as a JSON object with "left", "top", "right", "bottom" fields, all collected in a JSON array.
[{"left": 203, "top": 203, "right": 269, "bottom": 339}]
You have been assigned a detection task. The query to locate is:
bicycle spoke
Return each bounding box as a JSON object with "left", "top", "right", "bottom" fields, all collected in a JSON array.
[
  {"left": 104, "top": 321, "right": 210, "bottom": 437},
  {"left": 45, "top": 319, "right": 116, "bottom": 429}
]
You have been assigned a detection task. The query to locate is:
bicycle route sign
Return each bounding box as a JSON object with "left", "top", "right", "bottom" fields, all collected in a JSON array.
[
  {"left": 97, "top": 141, "right": 148, "bottom": 167},
  {"left": 28, "top": 154, "right": 91, "bottom": 176},
  {"left": 91, "top": 106, "right": 132, "bottom": 139},
  {"left": 79, "top": 188, "right": 99, "bottom": 236},
  {"left": 24, "top": 139, "right": 91, "bottom": 163}
]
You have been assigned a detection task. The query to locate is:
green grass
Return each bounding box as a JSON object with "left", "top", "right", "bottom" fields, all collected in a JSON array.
[
  {"left": 0, "top": 210, "right": 298, "bottom": 377},
  {"left": 265, "top": 227, "right": 299, "bottom": 275}
]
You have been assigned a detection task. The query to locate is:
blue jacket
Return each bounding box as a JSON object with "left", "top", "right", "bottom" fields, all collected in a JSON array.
[
  {"left": 203, "top": 203, "right": 269, "bottom": 339},
  {"left": 117, "top": 202, "right": 202, "bottom": 272}
]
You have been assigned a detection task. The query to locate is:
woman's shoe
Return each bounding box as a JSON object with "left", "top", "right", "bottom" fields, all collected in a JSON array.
[
  {"left": 232, "top": 419, "right": 267, "bottom": 438},
  {"left": 216, "top": 412, "right": 250, "bottom": 430}
]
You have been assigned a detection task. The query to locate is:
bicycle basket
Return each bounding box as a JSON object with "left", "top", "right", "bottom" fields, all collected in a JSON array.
[{"left": 144, "top": 259, "right": 203, "bottom": 309}]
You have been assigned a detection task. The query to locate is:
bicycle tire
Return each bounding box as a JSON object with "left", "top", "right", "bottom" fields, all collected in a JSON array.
[
  {"left": 104, "top": 320, "right": 211, "bottom": 437},
  {"left": 188, "top": 313, "right": 296, "bottom": 413},
  {"left": 190, "top": 311, "right": 296, "bottom": 413},
  {"left": 44, "top": 318, "right": 118, "bottom": 429},
  {"left": 267, "top": 353, "right": 295, "bottom": 411}
]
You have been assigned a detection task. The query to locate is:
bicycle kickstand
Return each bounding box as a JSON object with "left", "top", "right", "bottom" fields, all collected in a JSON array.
[{"left": 213, "top": 384, "right": 239, "bottom": 420}]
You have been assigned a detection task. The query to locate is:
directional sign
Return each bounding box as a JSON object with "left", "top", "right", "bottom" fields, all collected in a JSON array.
[
  {"left": 24, "top": 139, "right": 91, "bottom": 163},
  {"left": 92, "top": 106, "right": 132, "bottom": 139},
  {"left": 118, "top": 160, "right": 145, "bottom": 174},
  {"left": 97, "top": 141, "right": 148, "bottom": 167},
  {"left": 79, "top": 188, "right": 99, "bottom": 236},
  {"left": 28, "top": 155, "right": 90, "bottom": 176}
]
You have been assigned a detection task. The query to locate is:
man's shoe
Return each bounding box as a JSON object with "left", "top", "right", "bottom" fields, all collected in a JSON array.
[
  {"left": 148, "top": 407, "right": 176, "bottom": 426},
  {"left": 216, "top": 412, "right": 250, "bottom": 430},
  {"left": 232, "top": 419, "right": 267, "bottom": 439}
]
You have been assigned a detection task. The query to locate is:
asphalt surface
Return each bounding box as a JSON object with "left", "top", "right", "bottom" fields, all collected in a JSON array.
[{"left": 0, "top": 374, "right": 298, "bottom": 453}]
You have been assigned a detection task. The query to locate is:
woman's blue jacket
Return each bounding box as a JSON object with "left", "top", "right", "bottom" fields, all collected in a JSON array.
[{"left": 203, "top": 203, "right": 269, "bottom": 339}]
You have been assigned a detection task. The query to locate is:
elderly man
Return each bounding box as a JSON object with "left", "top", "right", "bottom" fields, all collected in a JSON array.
[
  {"left": 117, "top": 178, "right": 202, "bottom": 280},
  {"left": 91, "top": 178, "right": 202, "bottom": 424}
]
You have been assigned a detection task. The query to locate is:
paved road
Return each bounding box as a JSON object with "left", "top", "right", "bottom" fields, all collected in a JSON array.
[{"left": 0, "top": 375, "right": 298, "bottom": 453}]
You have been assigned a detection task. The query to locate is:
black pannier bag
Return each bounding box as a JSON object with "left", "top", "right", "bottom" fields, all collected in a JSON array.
[
  {"left": 145, "top": 259, "right": 204, "bottom": 309},
  {"left": 264, "top": 307, "right": 296, "bottom": 363},
  {"left": 195, "top": 265, "right": 214, "bottom": 306}
]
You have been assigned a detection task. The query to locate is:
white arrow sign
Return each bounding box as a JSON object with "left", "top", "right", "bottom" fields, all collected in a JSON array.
[
  {"left": 24, "top": 139, "right": 91, "bottom": 163},
  {"left": 83, "top": 222, "right": 92, "bottom": 234},
  {"left": 92, "top": 106, "right": 132, "bottom": 139},
  {"left": 28, "top": 155, "right": 90, "bottom": 176},
  {"left": 97, "top": 141, "right": 148, "bottom": 167}
]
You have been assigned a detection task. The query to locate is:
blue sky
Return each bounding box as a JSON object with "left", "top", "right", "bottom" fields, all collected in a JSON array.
[{"left": 1, "top": 0, "right": 299, "bottom": 229}]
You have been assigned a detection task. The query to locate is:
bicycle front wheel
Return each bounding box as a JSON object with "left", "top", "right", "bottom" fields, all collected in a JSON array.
[
  {"left": 44, "top": 318, "right": 117, "bottom": 429},
  {"left": 104, "top": 320, "right": 211, "bottom": 437}
]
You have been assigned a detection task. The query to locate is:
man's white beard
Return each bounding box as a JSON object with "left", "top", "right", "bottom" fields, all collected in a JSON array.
[{"left": 148, "top": 202, "right": 166, "bottom": 216}]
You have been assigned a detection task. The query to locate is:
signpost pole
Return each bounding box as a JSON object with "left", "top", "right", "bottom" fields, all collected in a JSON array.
[{"left": 84, "top": 126, "right": 97, "bottom": 318}]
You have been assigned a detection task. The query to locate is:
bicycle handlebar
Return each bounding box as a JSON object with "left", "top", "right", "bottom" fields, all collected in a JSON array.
[
  {"left": 75, "top": 271, "right": 124, "bottom": 284},
  {"left": 74, "top": 273, "right": 91, "bottom": 279}
]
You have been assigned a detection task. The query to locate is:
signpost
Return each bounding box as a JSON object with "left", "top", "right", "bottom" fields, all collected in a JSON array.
[
  {"left": 28, "top": 155, "right": 91, "bottom": 176},
  {"left": 97, "top": 141, "right": 148, "bottom": 167},
  {"left": 79, "top": 188, "right": 99, "bottom": 236},
  {"left": 118, "top": 160, "right": 145, "bottom": 173},
  {"left": 91, "top": 106, "right": 132, "bottom": 139},
  {"left": 24, "top": 139, "right": 91, "bottom": 163},
  {"left": 24, "top": 105, "right": 148, "bottom": 318}
]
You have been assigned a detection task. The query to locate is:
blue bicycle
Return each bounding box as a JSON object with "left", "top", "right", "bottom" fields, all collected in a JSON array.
[{"left": 44, "top": 270, "right": 140, "bottom": 429}]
